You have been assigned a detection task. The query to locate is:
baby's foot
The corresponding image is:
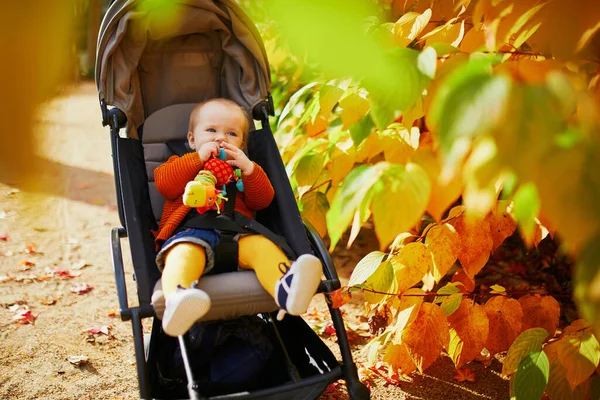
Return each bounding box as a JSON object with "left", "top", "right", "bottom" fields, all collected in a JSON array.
[
  {"left": 162, "top": 286, "right": 211, "bottom": 337},
  {"left": 274, "top": 254, "right": 322, "bottom": 321}
]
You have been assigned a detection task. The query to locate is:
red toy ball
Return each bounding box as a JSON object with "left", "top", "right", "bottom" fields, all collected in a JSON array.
[{"left": 203, "top": 158, "right": 235, "bottom": 187}]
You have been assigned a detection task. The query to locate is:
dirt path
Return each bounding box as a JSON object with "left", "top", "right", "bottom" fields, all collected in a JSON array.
[{"left": 0, "top": 83, "right": 509, "bottom": 399}]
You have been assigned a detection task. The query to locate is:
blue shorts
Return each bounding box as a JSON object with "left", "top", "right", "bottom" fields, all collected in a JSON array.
[{"left": 155, "top": 228, "right": 221, "bottom": 274}]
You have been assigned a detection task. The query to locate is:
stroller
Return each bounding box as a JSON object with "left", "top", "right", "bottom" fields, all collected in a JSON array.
[{"left": 95, "top": 1, "right": 370, "bottom": 399}]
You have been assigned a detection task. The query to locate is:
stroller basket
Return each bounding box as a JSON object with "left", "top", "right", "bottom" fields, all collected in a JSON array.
[{"left": 96, "top": 1, "right": 370, "bottom": 399}]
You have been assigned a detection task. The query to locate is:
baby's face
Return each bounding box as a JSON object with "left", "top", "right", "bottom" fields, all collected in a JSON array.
[{"left": 188, "top": 101, "right": 246, "bottom": 151}]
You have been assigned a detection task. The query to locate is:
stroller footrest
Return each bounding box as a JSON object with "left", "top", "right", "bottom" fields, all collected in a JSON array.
[{"left": 152, "top": 271, "right": 278, "bottom": 322}]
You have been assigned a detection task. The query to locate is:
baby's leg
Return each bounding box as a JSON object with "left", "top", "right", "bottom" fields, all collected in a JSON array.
[
  {"left": 238, "top": 235, "right": 322, "bottom": 320},
  {"left": 161, "top": 243, "right": 211, "bottom": 336}
]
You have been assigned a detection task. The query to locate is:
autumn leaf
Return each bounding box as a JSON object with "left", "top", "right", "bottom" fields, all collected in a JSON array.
[
  {"left": 447, "top": 299, "right": 490, "bottom": 368},
  {"left": 402, "top": 302, "right": 449, "bottom": 372},
  {"left": 390, "top": 242, "right": 432, "bottom": 292},
  {"left": 70, "top": 283, "right": 94, "bottom": 295},
  {"left": 83, "top": 325, "right": 112, "bottom": 336},
  {"left": 451, "top": 268, "right": 475, "bottom": 293},
  {"left": 453, "top": 367, "right": 478, "bottom": 383},
  {"left": 12, "top": 307, "right": 39, "bottom": 325},
  {"left": 50, "top": 268, "right": 81, "bottom": 280},
  {"left": 483, "top": 296, "right": 523, "bottom": 356},
  {"left": 383, "top": 343, "right": 418, "bottom": 376},
  {"left": 391, "top": 288, "right": 425, "bottom": 344},
  {"left": 301, "top": 191, "right": 330, "bottom": 238},
  {"left": 485, "top": 200, "right": 517, "bottom": 251},
  {"left": 23, "top": 243, "right": 37, "bottom": 254},
  {"left": 68, "top": 355, "right": 89, "bottom": 366},
  {"left": 107, "top": 309, "right": 119, "bottom": 318},
  {"left": 425, "top": 223, "right": 460, "bottom": 282},
  {"left": 339, "top": 92, "right": 370, "bottom": 129},
  {"left": 328, "top": 288, "right": 352, "bottom": 309},
  {"left": 449, "top": 210, "right": 493, "bottom": 278},
  {"left": 555, "top": 326, "right": 600, "bottom": 389},
  {"left": 544, "top": 341, "right": 591, "bottom": 400},
  {"left": 489, "top": 284, "right": 506, "bottom": 295},
  {"left": 0, "top": 233, "right": 8, "bottom": 241},
  {"left": 518, "top": 294, "right": 560, "bottom": 339}
]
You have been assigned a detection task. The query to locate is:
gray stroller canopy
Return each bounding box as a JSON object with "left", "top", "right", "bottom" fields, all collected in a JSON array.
[{"left": 95, "top": 0, "right": 271, "bottom": 139}]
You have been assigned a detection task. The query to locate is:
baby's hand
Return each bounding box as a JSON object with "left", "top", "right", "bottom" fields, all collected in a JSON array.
[
  {"left": 220, "top": 142, "right": 254, "bottom": 175},
  {"left": 197, "top": 142, "right": 221, "bottom": 163}
]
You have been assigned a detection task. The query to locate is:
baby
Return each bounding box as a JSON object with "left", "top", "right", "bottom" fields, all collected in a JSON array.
[{"left": 154, "top": 98, "right": 323, "bottom": 337}]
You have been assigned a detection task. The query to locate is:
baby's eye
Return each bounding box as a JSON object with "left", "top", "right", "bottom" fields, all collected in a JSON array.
[
  {"left": 227, "top": 131, "right": 238, "bottom": 137},
  {"left": 207, "top": 128, "right": 216, "bottom": 133}
]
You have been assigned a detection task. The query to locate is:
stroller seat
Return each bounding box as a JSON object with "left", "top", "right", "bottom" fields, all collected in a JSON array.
[{"left": 143, "top": 103, "right": 278, "bottom": 322}]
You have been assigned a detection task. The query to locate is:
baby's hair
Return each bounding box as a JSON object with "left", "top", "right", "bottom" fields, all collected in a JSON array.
[{"left": 188, "top": 98, "right": 249, "bottom": 136}]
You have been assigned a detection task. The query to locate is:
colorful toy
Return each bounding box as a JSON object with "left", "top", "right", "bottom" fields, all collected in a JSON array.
[{"left": 182, "top": 149, "right": 244, "bottom": 214}]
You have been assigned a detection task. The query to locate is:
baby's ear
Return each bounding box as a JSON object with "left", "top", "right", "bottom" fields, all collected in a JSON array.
[{"left": 187, "top": 131, "right": 195, "bottom": 149}]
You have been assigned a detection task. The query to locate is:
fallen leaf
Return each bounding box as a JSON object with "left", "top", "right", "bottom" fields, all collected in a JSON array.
[
  {"left": 68, "top": 355, "right": 89, "bottom": 366},
  {"left": 107, "top": 309, "right": 119, "bottom": 318},
  {"left": 23, "top": 243, "right": 37, "bottom": 254},
  {"left": 83, "top": 324, "right": 112, "bottom": 336},
  {"left": 19, "top": 260, "right": 35, "bottom": 267},
  {"left": 0, "top": 274, "right": 11, "bottom": 283},
  {"left": 0, "top": 234, "right": 8, "bottom": 241},
  {"left": 453, "top": 367, "right": 478, "bottom": 383},
  {"left": 70, "top": 283, "right": 94, "bottom": 294},
  {"left": 40, "top": 297, "right": 57, "bottom": 306},
  {"left": 72, "top": 260, "right": 90, "bottom": 270},
  {"left": 49, "top": 268, "right": 81, "bottom": 280},
  {"left": 9, "top": 304, "right": 21, "bottom": 312},
  {"left": 11, "top": 308, "right": 39, "bottom": 325}
]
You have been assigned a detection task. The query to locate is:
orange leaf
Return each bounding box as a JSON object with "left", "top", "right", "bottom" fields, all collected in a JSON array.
[
  {"left": 328, "top": 288, "right": 352, "bottom": 309},
  {"left": 383, "top": 343, "right": 418, "bottom": 376},
  {"left": 402, "top": 303, "right": 449, "bottom": 372},
  {"left": 450, "top": 212, "right": 493, "bottom": 278},
  {"left": 447, "top": 299, "right": 490, "bottom": 368},
  {"left": 452, "top": 367, "right": 478, "bottom": 383},
  {"left": 555, "top": 327, "right": 600, "bottom": 390},
  {"left": 391, "top": 288, "right": 425, "bottom": 344},
  {"left": 544, "top": 341, "right": 590, "bottom": 400},
  {"left": 485, "top": 200, "right": 517, "bottom": 252},
  {"left": 11, "top": 307, "right": 39, "bottom": 325},
  {"left": 23, "top": 243, "right": 37, "bottom": 254},
  {"left": 518, "top": 294, "right": 560, "bottom": 339},
  {"left": 425, "top": 223, "right": 461, "bottom": 282},
  {"left": 483, "top": 296, "right": 523, "bottom": 356},
  {"left": 451, "top": 268, "right": 475, "bottom": 292},
  {"left": 0, "top": 233, "right": 8, "bottom": 241},
  {"left": 70, "top": 282, "right": 94, "bottom": 294}
]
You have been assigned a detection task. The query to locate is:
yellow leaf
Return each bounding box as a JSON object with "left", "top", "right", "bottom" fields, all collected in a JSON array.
[
  {"left": 460, "top": 26, "right": 486, "bottom": 52},
  {"left": 383, "top": 343, "right": 418, "bottom": 376},
  {"left": 339, "top": 92, "right": 370, "bottom": 129},
  {"left": 300, "top": 192, "right": 329, "bottom": 238},
  {"left": 556, "top": 328, "right": 600, "bottom": 389},
  {"left": 355, "top": 131, "right": 382, "bottom": 163},
  {"left": 378, "top": 124, "right": 419, "bottom": 164},
  {"left": 305, "top": 114, "right": 329, "bottom": 137},
  {"left": 392, "top": 9, "right": 432, "bottom": 46},
  {"left": 371, "top": 163, "right": 431, "bottom": 250},
  {"left": 449, "top": 212, "right": 493, "bottom": 278},
  {"left": 391, "top": 298, "right": 423, "bottom": 344},
  {"left": 364, "top": 260, "right": 395, "bottom": 304},
  {"left": 447, "top": 299, "right": 490, "bottom": 368},
  {"left": 391, "top": 242, "right": 432, "bottom": 292},
  {"left": 485, "top": 200, "right": 517, "bottom": 252},
  {"left": 518, "top": 295, "right": 560, "bottom": 339},
  {"left": 544, "top": 341, "right": 591, "bottom": 400},
  {"left": 424, "top": 20, "right": 466, "bottom": 47},
  {"left": 483, "top": 296, "right": 523, "bottom": 356},
  {"left": 319, "top": 85, "right": 344, "bottom": 118},
  {"left": 329, "top": 138, "right": 357, "bottom": 187},
  {"left": 489, "top": 284, "right": 506, "bottom": 294},
  {"left": 412, "top": 148, "right": 463, "bottom": 221},
  {"left": 425, "top": 223, "right": 461, "bottom": 282},
  {"left": 402, "top": 303, "right": 449, "bottom": 372}
]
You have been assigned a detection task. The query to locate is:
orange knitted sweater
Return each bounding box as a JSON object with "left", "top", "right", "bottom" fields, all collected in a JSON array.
[{"left": 153, "top": 152, "right": 274, "bottom": 245}]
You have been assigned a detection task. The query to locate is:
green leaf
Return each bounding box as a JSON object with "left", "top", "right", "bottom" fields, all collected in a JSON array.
[
  {"left": 513, "top": 182, "right": 540, "bottom": 239},
  {"left": 327, "top": 164, "right": 383, "bottom": 250},
  {"left": 428, "top": 42, "right": 460, "bottom": 56},
  {"left": 278, "top": 81, "right": 319, "bottom": 127},
  {"left": 417, "top": 46, "right": 437, "bottom": 80},
  {"left": 429, "top": 56, "right": 509, "bottom": 152},
  {"left": 349, "top": 113, "right": 375, "bottom": 147},
  {"left": 364, "top": 260, "right": 395, "bottom": 304},
  {"left": 503, "top": 328, "right": 549, "bottom": 377},
  {"left": 295, "top": 152, "right": 327, "bottom": 187},
  {"left": 300, "top": 192, "right": 330, "bottom": 238},
  {"left": 348, "top": 251, "right": 386, "bottom": 286},
  {"left": 369, "top": 98, "right": 396, "bottom": 130},
  {"left": 511, "top": 351, "right": 549, "bottom": 400},
  {"left": 434, "top": 282, "right": 461, "bottom": 303},
  {"left": 371, "top": 162, "right": 431, "bottom": 250},
  {"left": 440, "top": 293, "right": 463, "bottom": 316}
]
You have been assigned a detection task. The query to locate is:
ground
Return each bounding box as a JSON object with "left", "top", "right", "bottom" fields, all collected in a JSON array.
[{"left": 0, "top": 83, "right": 509, "bottom": 399}]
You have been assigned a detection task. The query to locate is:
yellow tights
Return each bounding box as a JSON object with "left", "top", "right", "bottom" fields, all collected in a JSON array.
[{"left": 161, "top": 235, "right": 290, "bottom": 299}]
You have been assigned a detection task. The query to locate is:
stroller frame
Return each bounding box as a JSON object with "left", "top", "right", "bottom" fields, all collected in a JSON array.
[{"left": 103, "top": 102, "right": 370, "bottom": 399}]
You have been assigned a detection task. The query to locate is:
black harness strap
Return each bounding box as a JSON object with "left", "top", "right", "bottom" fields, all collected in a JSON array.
[{"left": 213, "top": 182, "right": 239, "bottom": 273}]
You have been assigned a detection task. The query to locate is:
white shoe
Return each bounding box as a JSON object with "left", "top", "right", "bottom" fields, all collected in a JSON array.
[
  {"left": 162, "top": 287, "right": 211, "bottom": 337},
  {"left": 274, "top": 254, "right": 322, "bottom": 321}
]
